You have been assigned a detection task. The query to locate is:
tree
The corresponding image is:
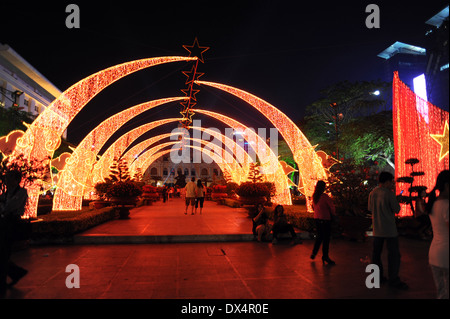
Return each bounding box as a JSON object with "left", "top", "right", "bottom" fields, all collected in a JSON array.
[
  {"left": 340, "top": 111, "right": 395, "bottom": 169},
  {"left": 0, "top": 106, "right": 35, "bottom": 137},
  {"left": 0, "top": 153, "right": 47, "bottom": 192},
  {"left": 301, "top": 80, "right": 392, "bottom": 165},
  {"left": 106, "top": 157, "right": 130, "bottom": 182},
  {"left": 247, "top": 162, "right": 263, "bottom": 183}
]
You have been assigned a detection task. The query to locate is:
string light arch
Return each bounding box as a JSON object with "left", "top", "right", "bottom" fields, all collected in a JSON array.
[{"left": 10, "top": 56, "right": 196, "bottom": 217}]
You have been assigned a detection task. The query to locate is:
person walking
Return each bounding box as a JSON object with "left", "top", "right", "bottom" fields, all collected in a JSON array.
[
  {"left": 184, "top": 177, "right": 196, "bottom": 215},
  {"left": 368, "top": 171, "right": 407, "bottom": 290},
  {"left": 310, "top": 180, "right": 336, "bottom": 265},
  {"left": 194, "top": 179, "right": 206, "bottom": 215},
  {"left": 0, "top": 170, "right": 29, "bottom": 295},
  {"left": 425, "top": 170, "right": 449, "bottom": 299}
]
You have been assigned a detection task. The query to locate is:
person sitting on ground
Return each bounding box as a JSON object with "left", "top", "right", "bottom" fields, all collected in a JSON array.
[
  {"left": 271, "top": 205, "right": 300, "bottom": 245},
  {"left": 253, "top": 203, "right": 271, "bottom": 242}
]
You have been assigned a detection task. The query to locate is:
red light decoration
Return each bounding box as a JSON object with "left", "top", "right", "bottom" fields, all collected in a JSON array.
[
  {"left": 10, "top": 56, "right": 195, "bottom": 217},
  {"left": 195, "top": 81, "right": 328, "bottom": 210},
  {"left": 180, "top": 38, "right": 209, "bottom": 128},
  {"left": 91, "top": 118, "right": 181, "bottom": 186},
  {"left": 393, "top": 72, "right": 449, "bottom": 217},
  {"left": 52, "top": 97, "right": 186, "bottom": 211},
  {"left": 193, "top": 108, "right": 292, "bottom": 205}
]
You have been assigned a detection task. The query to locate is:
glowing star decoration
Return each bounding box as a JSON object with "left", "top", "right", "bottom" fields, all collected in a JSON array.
[
  {"left": 53, "top": 97, "right": 186, "bottom": 211},
  {"left": 393, "top": 72, "right": 449, "bottom": 217},
  {"left": 180, "top": 38, "right": 209, "bottom": 128},
  {"left": 195, "top": 81, "right": 327, "bottom": 211},
  {"left": 90, "top": 118, "right": 181, "bottom": 186},
  {"left": 10, "top": 56, "right": 196, "bottom": 217},
  {"left": 193, "top": 108, "right": 292, "bottom": 205},
  {"left": 430, "top": 121, "right": 449, "bottom": 161}
]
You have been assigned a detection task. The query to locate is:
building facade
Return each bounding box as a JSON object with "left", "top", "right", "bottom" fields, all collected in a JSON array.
[
  {"left": 143, "top": 153, "right": 224, "bottom": 187},
  {"left": 0, "top": 43, "right": 64, "bottom": 137}
]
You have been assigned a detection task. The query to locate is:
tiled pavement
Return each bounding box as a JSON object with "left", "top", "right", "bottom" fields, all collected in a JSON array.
[{"left": 2, "top": 197, "right": 440, "bottom": 301}]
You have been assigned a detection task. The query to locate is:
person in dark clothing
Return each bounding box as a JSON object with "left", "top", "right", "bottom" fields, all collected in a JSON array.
[
  {"left": 0, "top": 170, "right": 29, "bottom": 294},
  {"left": 271, "top": 205, "right": 300, "bottom": 245},
  {"left": 252, "top": 203, "right": 270, "bottom": 242}
]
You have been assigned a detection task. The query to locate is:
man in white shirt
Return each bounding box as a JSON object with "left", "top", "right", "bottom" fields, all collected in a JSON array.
[
  {"left": 184, "top": 177, "right": 196, "bottom": 215},
  {"left": 368, "top": 171, "right": 407, "bottom": 290}
]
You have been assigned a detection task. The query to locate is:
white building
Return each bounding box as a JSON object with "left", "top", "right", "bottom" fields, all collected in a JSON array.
[
  {"left": 143, "top": 153, "right": 224, "bottom": 187},
  {"left": 0, "top": 43, "right": 64, "bottom": 137}
]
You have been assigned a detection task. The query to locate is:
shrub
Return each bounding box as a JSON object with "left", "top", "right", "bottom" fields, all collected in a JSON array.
[
  {"left": 94, "top": 181, "right": 112, "bottom": 199},
  {"left": 31, "top": 207, "right": 117, "bottom": 240},
  {"left": 105, "top": 180, "right": 142, "bottom": 198},
  {"left": 211, "top": 184, "right": 227, "bottom": 193},
  {"left": 236, "top": 182, "right": 271, "bottom": 198}
]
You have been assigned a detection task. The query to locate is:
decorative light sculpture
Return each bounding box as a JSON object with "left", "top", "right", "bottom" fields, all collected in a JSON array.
[
  {"left": 195, "top": 81, "right": 327, "bottom": 211},
  {"left": 121, "top": 133, "right": 175, "bottom": 166},
  {"left": 184, "top": 137, "right": 245, "bottom": 184},
  {"left": 53, "top": 97, "right": 187, "bottom": 211},
  {"left": 193, "top": 108, "right": 292, "bottom": 205},
  {"left": 133, "top": 142, "right": 235, "bottom": 182},
  {"left": 393, "top": 72, "right": 449, "bottom": 216},
  {"left": 90, "top": 118, "right": 181, "bottom": 186},
  {"left": 180, "top": 38, "right": 209, "bottom": 128},
  {"left": 11, "top": 56, "right": 196, "bottom": 217},
  {"left": 129, "top": 141, "right": 180, "bottom": 177},
  {"left": 187, "top": 126, "right": 253, "bottom": 183}
]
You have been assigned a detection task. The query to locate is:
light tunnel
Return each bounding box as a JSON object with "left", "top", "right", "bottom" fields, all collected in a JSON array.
[
  {"left": 10, "top": 56, "right": 196, "bottom": 217},
  {"left": 5, "top": 55, "right": 328, "bottom": 216}
]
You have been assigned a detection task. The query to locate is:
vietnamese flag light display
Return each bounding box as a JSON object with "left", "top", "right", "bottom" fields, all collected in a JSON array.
[{"left": 393, "top": 71, "right": 449, "bottom": 217}]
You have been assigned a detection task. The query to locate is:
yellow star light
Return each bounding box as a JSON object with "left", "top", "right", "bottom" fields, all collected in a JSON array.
[{"left": 430, "top": 121, "right": 449, "bottom": 161}]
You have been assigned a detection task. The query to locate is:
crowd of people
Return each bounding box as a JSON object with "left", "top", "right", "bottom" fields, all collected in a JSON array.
[{"left": 0, "top": 168, "right": 448, "bottom": 298}]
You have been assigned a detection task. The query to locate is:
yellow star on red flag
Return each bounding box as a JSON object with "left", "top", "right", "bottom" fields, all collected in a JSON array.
[{"left": 430, "top": 121, "right": 449, "bottom": 161}]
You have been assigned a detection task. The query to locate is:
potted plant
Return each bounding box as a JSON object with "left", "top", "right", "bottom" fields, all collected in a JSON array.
[
  {"left": 93, "top": 181, "right": 112, "bottom": 209},
  {"left": 211, "top": 184, "right": 228, "bottom": 201},
  {"left": 236, "top": 182, "right": 271, "bottom": 206},
  {"left": 141, "top": 184, "right": 159, "bottom": 205},
  {"left": 105, "top": 180, "right": 142, "bottom": 219}
]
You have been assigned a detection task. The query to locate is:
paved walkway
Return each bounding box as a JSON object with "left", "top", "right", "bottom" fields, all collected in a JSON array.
[{"left": 3, "top": 198, "right": 439, "bottom": 300}]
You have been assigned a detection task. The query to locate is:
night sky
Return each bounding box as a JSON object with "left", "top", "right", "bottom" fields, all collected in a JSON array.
[{"left": 1, "top": 0, "right": 447, "bottom": 149}]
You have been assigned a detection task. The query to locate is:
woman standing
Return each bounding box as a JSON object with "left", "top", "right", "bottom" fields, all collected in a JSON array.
[
  {"left": 195, "top": 179, "right": 206, "bottom": 215},
  {"left": 311, "top": 180, "right": 336, "bottom": 265},
  {"left": 426, "top": 170, "right": 449, "bottom": 299}
]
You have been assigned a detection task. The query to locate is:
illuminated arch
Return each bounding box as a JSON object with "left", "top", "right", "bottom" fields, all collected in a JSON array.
[
  {"left": 188, "top": 126, "right": 252, "bottom": 183},
  {"left": 53, "top": 97, "right": 186, "bottom": 211},
  {"left": 134, "top": 142, "right": 236, "bottom": 183},
  {"left": 192, "top": 109, "right": 291, "bottom": 205},
  {"left": 196, "top": 80, "right": 327, "bottom": 209},
  {"left": 12, "top": 56, "right": 196, "bottom": 217},
  {"left": 184, "top": 137, "right": 245, "bottom": 183},
  {"left": 91, "top": 118, "right": 182, "bottom": 186},
  {"left": 129, "top": 141, "right": 180, "bottom": 176}
]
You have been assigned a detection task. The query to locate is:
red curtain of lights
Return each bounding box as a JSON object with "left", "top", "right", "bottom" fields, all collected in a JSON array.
[{"left": 393, "top": 72, "right": 449, "bottom": 217}]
